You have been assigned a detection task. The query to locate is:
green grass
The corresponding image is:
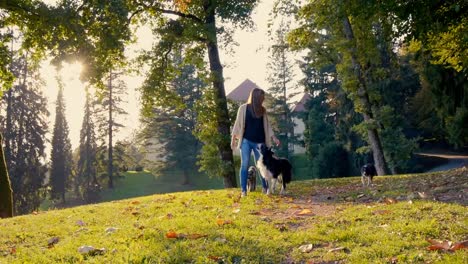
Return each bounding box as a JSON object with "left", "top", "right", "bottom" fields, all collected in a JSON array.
[
  {"left": 2, "top": 168, "right": 467, "bottom": 263},
  {"left": 100, "top": 170, "right": 224, "bottom": 202}
]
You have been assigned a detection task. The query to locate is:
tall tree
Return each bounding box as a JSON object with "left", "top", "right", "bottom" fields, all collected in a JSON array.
[
  {"left": 0, "top": 0, "right": 133, "bottom": 213},
  {"left": 135, "top": 0, "right": 259, "bottom": 187},
  {"left": 140, "top": 51, "right": 203, "bottom": 184},
  {"left": 0, "top": 50, "right": 49, "bottom": 215},
  {"left": 288, "top": 1, "right": 396, "bottom": 175},
  {"left": 49, "top": 76, "right": 73, "bottom": 203},
  {"left": 0, "top": 28, "right": 14, "bottom": 218},
  {"left": 95, "top": 71, "right": 128, "bottom": 188},
  {"left": 266, "top": 20, "right": 298, "bottom": 159},
  {"left": 76, "top": 87, "right": 99, "bottom": 203}
]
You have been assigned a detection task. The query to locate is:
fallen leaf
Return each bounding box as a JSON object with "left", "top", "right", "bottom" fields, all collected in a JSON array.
[
  {"left": 131, "top": 210, "right": 140, "bottom": 216},
  {"left": 328, "top": 246, "right": 350, "bottom": 254},
  {"left": 105, "top": 227, "right": 118, "bottom": 234},
  {"left": 215, "top": 237, "right": 227, "bottom": 243},
  {"left": 274, "top": 224, "right": 287, "bottom": 232},
  {"left": 76, "top": 220, "right": 86, "bottom": 226},
  {"left": 452, "top": 240, "right": 468, "bottom": 251},
  {"left": 418, "top": 192, "right": 428, "bottom": 199},
  {"left": 164, "top": 231, "right": 207, "bottom": 239},
  {"left": 47, "top": 237, "right": 60, "bottom": 248},
  {"left": 78, "top": 245, "right": 106, "bottom": 256},
  {"left": 166, "top": 213, "right": 173, "bottom": 219},
  {"left": 372, "top": 210, "right": 391, "bottom": 215},
  {"left": 130, "top": 200, "right": 140, "bottom": 205},
  {"left": 297, "top": 209, "right": 313, "bottom": 215},
  {"left": 185, "top": 233, "right": 208, "bottom": 239},
  {"left": 298, "top": 244, "right": 314, "bottom": 253},
  {"left": 232, "top": 208, "right": 240, "bottom": 214},
  {"left": 208, "top": 256, "right": 223, "bottom": 261},
  {"left": 384, "top": 198, "right": 398, "bottom": 204},
  {"left": 165, "top": 231, "right": 178, "bottom": 239},
  {"left": 427, "top": 239, "right": 452, "bottom": 251},
  {"left": 216, "top": 219, "right": 233, "bottom": 226},
  {"left": 427, "top": 239, "right": 468, "bottom": 252}
]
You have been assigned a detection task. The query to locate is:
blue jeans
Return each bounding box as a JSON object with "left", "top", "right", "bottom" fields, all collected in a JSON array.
[{"left": 240, "top": 138, "right": 267, "bottom": 192}]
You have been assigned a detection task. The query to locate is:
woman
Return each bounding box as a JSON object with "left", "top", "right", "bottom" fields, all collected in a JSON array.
[{"left": 231, "top": 88, "right": 280, "bottom": 197}]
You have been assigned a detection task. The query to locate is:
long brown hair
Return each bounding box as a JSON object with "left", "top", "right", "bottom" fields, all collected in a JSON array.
[{"left": 247, "top": 88, "right": 265, "bottom": 118}]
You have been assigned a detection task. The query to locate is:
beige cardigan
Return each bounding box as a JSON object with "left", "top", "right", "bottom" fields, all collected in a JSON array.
[{"left": 231, "top": 103, "right": 275, "bottom": 149}]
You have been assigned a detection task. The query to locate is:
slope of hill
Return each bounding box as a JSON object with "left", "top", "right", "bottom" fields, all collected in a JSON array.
[{"left": 1, "top": 168, "right": 467, "bottom": 263}]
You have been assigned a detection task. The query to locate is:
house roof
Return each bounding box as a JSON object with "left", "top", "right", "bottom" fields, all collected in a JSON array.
[
  {"left": 227, "top": 78, "right": 310, "bottom": 113},
  {"left": 290, "top": 93, "right": 311, "bottom": 112},
  {"left": 226, "top": 79, "right": 262, "bottom": 102}
]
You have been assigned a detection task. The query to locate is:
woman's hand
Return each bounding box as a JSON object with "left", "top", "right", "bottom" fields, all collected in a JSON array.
[
  {"left": 272, "top": 136, "right": 280, "bottom": 147},
  {"left": 231, "top": 137, "right": 237, "bottom": 150}
]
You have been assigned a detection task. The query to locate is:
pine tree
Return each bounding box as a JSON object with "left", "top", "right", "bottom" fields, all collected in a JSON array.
[
  {"left": 266, "top": 21, "right": 298, "bottom": 159},
  {"left": 0, "top": 51, "right": 49, "bottom": 215},
  {"left": 76, "top": 87, "right": 99, "bottom": 203},
  {"left": 49, "top": 76, "right": 73, "bottom": 204},
  {"left": 95, "top": 71, "right": 128, "bottom": 188},
  {"left": 141, "top": 52, "right": 203, "bottom": 184}
]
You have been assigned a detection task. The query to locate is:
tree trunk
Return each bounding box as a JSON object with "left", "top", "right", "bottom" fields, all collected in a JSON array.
[
  {"left": 204, "top": 4, "right": 237, "bottom": 188},
  {"left": 342, "top": 16, "right": 389, "bottom": 176},
  {"left": 0, "top": 134, "right": 13, "bottom": 218},
  {"left": 182, "top": 169, "right": 190, "bottom": 185},
  {"left": 108, "top": 72, "right": 114, "bottom": 188}
]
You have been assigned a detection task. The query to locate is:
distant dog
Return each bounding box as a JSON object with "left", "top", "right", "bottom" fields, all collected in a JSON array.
[
  {"left": 361, "top": 163, "right": 377, "bottom": 186},
  {"left": 257, "top": 145, "right": 292, "bottom": 195},
  {"left": 247, "top": 166, "right": 257, "bottom": 192}
]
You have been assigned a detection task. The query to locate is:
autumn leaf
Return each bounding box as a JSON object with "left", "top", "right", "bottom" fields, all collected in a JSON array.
[
  {"left": 384, "top": 198, "right": 398, "bottom": 204},
  {"left": 185, "top": 233, "right": 208, "bottom": 239},
  {"left": 452, "top": 240, "right": 468, "bottom": 251},
  {"left": 165, "top": 231, "right": 178, "bottom": 239},
  {"left": 372, "top": 210, "right": 391, "bottom": 215},
  {"left": 208, "top": 255, "right": 223, "bottom": 261},
  {"left": 427, "top": 239, "right": 468, "bottom": 252},
  {"left": 297, "top": 209, "right": 313, "bottom": 215},
  {"left": 165, "top": 231, "right": 207, "bottom": 239},
  {"left": 216, "top": 219, "right": 233, "bottom": 226},
  {"left": 130, "top": 200, "right": 140, "bottom": 205}
]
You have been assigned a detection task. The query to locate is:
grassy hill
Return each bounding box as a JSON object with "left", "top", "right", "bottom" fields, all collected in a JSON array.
[{"left": 1, "top": 168, "right": 467, "bottom": 263}]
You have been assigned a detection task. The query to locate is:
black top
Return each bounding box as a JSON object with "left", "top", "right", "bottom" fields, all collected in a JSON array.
[{"left": 243, "top": 104, "right": 265, "bottom": 143}]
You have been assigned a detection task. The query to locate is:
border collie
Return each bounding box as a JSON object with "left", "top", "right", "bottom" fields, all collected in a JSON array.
[
  {"left": 256, "top": 145, "right": 292, "bottom": 195},
  {"left": 247, "top": 166, "right": 257, "bottom": 192},
  {"left": 361, "top": 163, "right": 377, "bottom": 186}
]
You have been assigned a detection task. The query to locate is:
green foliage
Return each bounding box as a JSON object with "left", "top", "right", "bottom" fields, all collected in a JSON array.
[
  {"left": 266, "top": 20, "right": 298, "bottom": 158},
  {"left": 194, "top": 88, "right": 233, "bottom": 178},
  {"left": 312, "top": 142, "right": 350, "bottom": 179},
  {"left": 140, "top": 51, "right": 204, "bottom": 183},
  {"left": 49, "top": 77, "right": 73, "bottom": 203},
  {"left": 76, "top": 87, "right": 100, "bottom": 203},
  {"left": 0, "top": 51, "right": 49, "bottom": 215},
  {"left": 445, "top": 107, "right": 468, "bottom": 148}
]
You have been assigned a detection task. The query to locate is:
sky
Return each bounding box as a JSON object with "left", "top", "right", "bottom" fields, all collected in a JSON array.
[{"left": 39, "top": 0, "right": 297, "bottom": 152}]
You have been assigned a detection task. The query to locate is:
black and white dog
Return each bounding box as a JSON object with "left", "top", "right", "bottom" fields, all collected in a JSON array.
[
  {"left": 256, "top": 145, "right": 292, "bottom": 195},
  {"left": 247, "top": 166, "right": 257, "bottom": 192},
  {"left": 361, "top": 163, "right": 377, "bottom": 186}
]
